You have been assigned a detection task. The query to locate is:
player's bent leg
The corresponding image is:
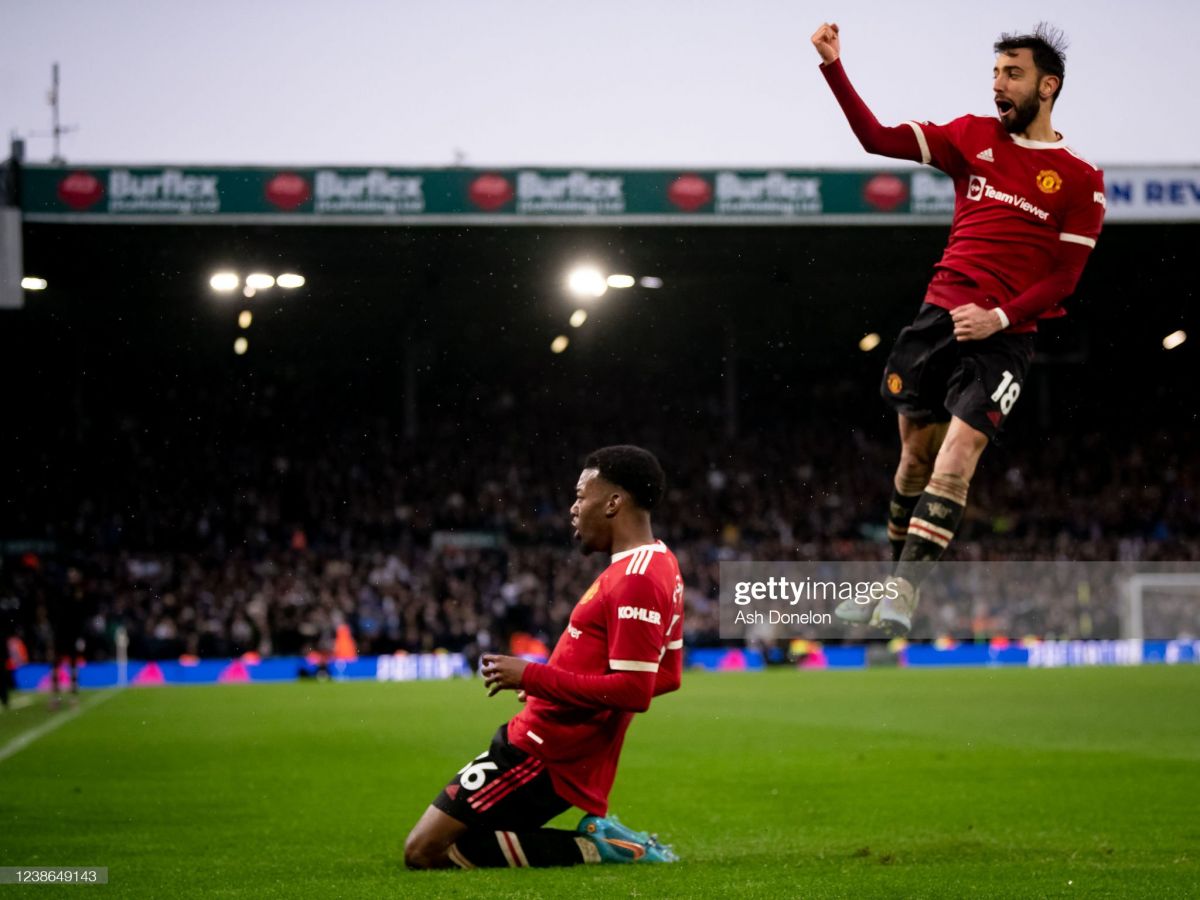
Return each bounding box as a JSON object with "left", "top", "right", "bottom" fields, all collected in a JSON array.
[
  {"left": 414, "top": 723, "right": 597, "bottom": 869},
  {"left": 404, "top": 805, "right": 468, "bottom": 869},
  {"left": 878, "top": 417, "right": 988, "bottom": 635}
]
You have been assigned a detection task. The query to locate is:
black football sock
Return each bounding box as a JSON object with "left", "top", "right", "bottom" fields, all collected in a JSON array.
[
  {"left": 888, "top": 475, "right": 926, "bottom": 563},
  {"left": 894, "top": 472, "right": 968, "bottom": 590},
  {"left": 449, "top": 829, "right": 599, "bottom": 868}
]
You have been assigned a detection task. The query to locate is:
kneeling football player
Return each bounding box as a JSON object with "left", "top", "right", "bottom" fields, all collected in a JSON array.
[{"left": 404, "top": 446, "right": 685, "bottom": 868}]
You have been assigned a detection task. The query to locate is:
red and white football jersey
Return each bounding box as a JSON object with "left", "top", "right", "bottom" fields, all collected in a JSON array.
[
  {"left": 509, "top": 540, "right": 684, "bottom": 815},
  {"left": 907, "top": 115, "right": 1106, "bottom": 331}
]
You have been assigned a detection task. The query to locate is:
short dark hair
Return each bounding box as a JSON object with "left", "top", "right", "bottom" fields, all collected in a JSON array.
[
  {"left": 995, "top": 23, "right": 1068, "bottom": 101},
  {"left": 584, "top": 445, "right": 666, "bottom": 511}
]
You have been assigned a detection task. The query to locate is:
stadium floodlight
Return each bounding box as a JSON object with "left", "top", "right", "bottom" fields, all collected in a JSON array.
[
  {"left": 20, "top": 277, "right": 48, "bottom": 291},
  {"left": 859, "top": 332, "right": 882, "bottom": 352},
  {"left": 245, "top": 273, "right": 275, "bottom": 290},
  {"left": 567, "top": 267, "right": 607, "bottom": 299},
  {"left": 234, "top": 337, "right": 249, "bottom": 356},
  {"left": 277, "top": 273, "right": 305, "bottom": 289},
  {"left": 551, "top": 335, "right": 570, "bottom": 354},
  {"left": 239, "top": 310, "right": 253, "bottom": 330},
  {"left": 639, "top": 276, "right": 663, "bottom": 289},
  {"left": 607, "top": 274, "right": 636, "bottom": 289},
  {"left": 569, "top": 309, "right": 588, "bottom": 328},
  {"left": 243, "top": 286, "right": 256, "bottom": 299},
  {"left": 210, "top": 272, "right": 239, "bottom": 292},
  {"left": 1162, "top": 330, "right": 1187, "bottom": 350}
]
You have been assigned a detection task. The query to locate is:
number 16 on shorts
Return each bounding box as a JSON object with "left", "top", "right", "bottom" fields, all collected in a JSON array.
[
  {"left": 990, "top": 370, "right": 1022, "bottom": 415},
  {"left": 458, "top": 751, "right": 498, "bottom": 791}
]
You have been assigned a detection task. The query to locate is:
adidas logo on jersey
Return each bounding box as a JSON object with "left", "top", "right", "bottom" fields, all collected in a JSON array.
[{"left": 976, "top": 148, "right": 995, "bottom": 162}]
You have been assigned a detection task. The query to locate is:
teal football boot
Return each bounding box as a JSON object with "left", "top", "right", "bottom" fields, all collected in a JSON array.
[{"left": 577, "top": 814, "right": 679, "bottom": 863}]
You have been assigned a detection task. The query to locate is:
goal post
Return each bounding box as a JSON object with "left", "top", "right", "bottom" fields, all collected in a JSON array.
[{"left": 1121, "top": 573, "right": 1200, "bottom": 641}]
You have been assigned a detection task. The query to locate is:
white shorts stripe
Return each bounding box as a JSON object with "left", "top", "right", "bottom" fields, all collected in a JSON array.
[
  {"left": 905, "top": 121, "right": 932, "bottom": 165},
  {"left": 1060, "top": 232, "right": 1097, "bottom": 248},
  {"left": 447, "top": 844, "right": 475, "bottom": 869},
  {"left": 610, "top": 659, "right": 660, "bottom": 673}
]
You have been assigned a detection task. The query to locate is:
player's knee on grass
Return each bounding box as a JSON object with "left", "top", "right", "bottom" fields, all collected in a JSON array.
[
  {"left": 403, "top": 830, "right": 446, "bottom": 870},
  {"left": 405, "top": 804, "right": 469, "bottom": 869}
]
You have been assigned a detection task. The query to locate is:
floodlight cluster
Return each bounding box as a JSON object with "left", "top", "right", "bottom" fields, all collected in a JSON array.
[{"left": 552, "top": 265, "right": 664, "bottom": 353}]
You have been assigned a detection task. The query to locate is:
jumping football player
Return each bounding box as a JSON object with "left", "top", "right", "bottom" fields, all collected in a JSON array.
[
  {"left": 811, "top": 22, "right": 1105, "bottom": 634},
  {"left": 404, "top": 445, "right": 684, "bottom": 869}
]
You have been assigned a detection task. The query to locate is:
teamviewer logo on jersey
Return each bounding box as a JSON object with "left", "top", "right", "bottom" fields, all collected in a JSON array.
[{"left": 967, "top": 175, "right": 987, "bottom": 202}]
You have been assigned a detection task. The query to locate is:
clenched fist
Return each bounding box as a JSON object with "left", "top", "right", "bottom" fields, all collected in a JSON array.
[{"left": 811, "top": 22, "right": 841, "bottom": 65}]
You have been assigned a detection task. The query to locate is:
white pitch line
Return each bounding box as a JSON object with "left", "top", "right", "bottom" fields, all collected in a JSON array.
[
  {"left": 0, "top": 688, "right": 122, "bottom": 765},
  {"left": 9, "top": 695, "right": 35, "bottom": 710}
]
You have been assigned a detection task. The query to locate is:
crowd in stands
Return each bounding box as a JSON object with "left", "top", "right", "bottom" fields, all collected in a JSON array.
[{"left": 6, "top": 387, "right": 1198, "bottom": 661}]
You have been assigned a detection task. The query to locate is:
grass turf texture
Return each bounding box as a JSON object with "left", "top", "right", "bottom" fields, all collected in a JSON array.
[{"left": 1, "top": 667, "right": 1197, "bottom": 898}]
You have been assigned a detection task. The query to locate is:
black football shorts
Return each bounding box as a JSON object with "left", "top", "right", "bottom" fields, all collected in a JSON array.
[
  {"left": 881, "top": 303, "right": 1036, "bottom": 439},
  {"left": 432, "top": 723, "right": 570, "bottom": 830}
]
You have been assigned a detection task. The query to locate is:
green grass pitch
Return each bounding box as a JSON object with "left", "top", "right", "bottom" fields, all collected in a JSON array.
[{"left": 1, "top": 666, "right": 1198, "bottom": 898}]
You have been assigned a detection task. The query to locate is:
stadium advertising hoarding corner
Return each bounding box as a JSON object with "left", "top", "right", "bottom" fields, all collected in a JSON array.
[{"left": 18, "top": 164, "right": 1198, "bottom": 224}]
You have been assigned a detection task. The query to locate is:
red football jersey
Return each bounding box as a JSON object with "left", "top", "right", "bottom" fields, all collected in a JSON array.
[
  {"left": 509, "top": 540, "right": 685, "bottom": 815},
  {"left": 907, "top": 115, "right": 1106, "bottom": 331}
]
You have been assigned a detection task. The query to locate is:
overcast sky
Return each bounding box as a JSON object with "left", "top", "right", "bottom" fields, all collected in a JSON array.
[{"left": 1, "top": 0, "right": 1195, "bottom": 169}]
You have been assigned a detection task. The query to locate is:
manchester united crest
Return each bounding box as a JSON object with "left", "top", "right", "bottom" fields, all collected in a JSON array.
[
  {"left": 887, "top": 373, "right": 903, "bottom": 394},
  {"left": 1036, "top": 169, "right": 1063, "bottom": 194},
  {"left": 579, "top": 581, "right": 599, "bottom": 605}
]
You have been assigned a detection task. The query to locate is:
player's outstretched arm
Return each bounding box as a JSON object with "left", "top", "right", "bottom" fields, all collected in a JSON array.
[{"left": 812, "top": 22, "right": 923, "bottom": 163}]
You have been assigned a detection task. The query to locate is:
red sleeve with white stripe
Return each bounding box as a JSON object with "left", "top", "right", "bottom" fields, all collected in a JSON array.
[
  {"left": 903, "top": 116, "right": 975, "bottom": 179},
  {"left": 998, "top": 170, "right": 1105, "bottom": 328},
  {"left": 604, "top": 571, "right": 670, "bottom": 676},
  {"left": 519, "top": 570, "right": 670, "bottom": 713},
  {"left": 520, "top": 663, "right": 655, "bottom": 713}
]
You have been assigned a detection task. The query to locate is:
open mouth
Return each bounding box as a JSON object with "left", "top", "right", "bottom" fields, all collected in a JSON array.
[{"left": 995, "top": 99, "right": 1014, "bottom": 116}]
